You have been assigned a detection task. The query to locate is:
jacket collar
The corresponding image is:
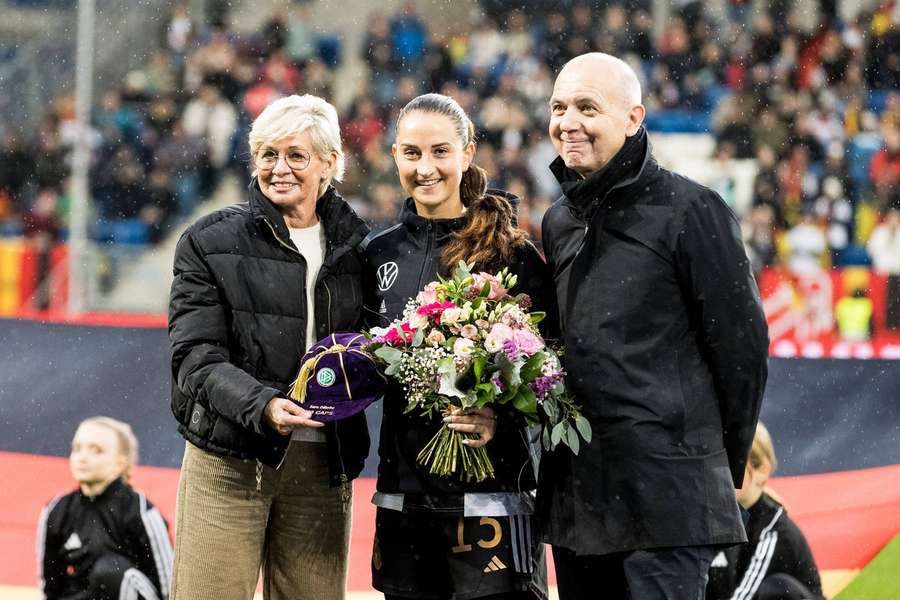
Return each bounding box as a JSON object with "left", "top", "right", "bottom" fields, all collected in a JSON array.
[
  {"left": 396, "top": 188, "right": 522, "bottom": 239},
  {"left": 398, "top": 197, "right": 467, "bottom": 242},
  {"left": 550, "top": 126, "right": 652, "bottom": 218},
  {"left": 78, "top": 477, "right": 126, "bottom": 503},
  {"left": 249, "top": 178, "right": 369, "bottom": 256}
]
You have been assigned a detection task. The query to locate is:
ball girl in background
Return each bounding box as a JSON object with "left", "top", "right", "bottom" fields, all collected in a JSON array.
[
  {"left": 707, "top": 422, "right": 824, "bottom": 600},
  {"left": 38, "top": 417, "right": 172, "bottom": 600}
]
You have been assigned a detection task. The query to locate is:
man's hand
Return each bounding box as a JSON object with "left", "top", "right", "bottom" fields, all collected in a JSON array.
[
  {"left": 444, "top": 406, "right": 497, "bottom": 448},
  {"left": 264, "top": 397, "right": 324, "bottom": 435}
]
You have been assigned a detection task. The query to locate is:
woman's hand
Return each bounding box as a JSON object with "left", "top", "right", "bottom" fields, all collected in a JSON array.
[
  {"left": 444, "top": 406, "right": 497, "bottom": 448},
  {"left": 264, "top": 397, "right": 324, "bottom": 435}
]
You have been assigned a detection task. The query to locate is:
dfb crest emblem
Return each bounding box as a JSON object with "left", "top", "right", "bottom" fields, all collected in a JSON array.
[{"left": 377, "top": 262, "right": 399, "bottom": 291}]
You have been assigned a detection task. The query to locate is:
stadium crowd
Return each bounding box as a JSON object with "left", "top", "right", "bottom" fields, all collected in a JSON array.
[{"left": 0, "top": 0, "right": 898, "bottom": 281}]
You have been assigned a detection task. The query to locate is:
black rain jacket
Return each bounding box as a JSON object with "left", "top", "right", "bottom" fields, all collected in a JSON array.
[
  {"left": 169, "top": 180, "right": 370, "bottom": 485},
  {"left": 538, "top": 128, "right": 769, "bottom": 554},
  {"left": 361, "top": 194, "right": 559, "bottom": 496}
]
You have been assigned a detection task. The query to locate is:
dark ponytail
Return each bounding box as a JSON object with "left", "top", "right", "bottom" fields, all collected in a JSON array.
[
  {"left": 442, "top": 161, "right": 526, "bottom": 273},
  {"left": 397, "top": 94, "right": 527, "bottom": 274}
]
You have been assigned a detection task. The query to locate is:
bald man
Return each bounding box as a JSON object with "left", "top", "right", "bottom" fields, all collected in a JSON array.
[{"left": 537, "top": 53, "right": 770, "bottom": 599}]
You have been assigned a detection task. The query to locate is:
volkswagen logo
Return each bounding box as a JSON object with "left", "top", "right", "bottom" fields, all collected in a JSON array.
[{"left": 376, "top": 262, "right": 399, "bottom": 291}]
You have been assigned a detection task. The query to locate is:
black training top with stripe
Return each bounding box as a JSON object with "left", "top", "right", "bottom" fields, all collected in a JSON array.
[
  {"left": 38, "top": 478, "right": 172, "bottom": 600},
  {"left": 707, "top": 492, "right": 824, "bottom": 600}
]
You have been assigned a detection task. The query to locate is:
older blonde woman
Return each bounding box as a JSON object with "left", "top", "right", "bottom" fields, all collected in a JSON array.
[{"left": 168, "top": 94, "right": 370, "bottom": 600}]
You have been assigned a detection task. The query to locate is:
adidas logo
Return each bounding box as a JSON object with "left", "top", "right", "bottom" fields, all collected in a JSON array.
[
  {"left": 710, "top": 551, "right": 728, "bottom": 568},
  {"left": 63, "top": 532, "right": 82, "bottom": 551},
  {"left": 483, "top": 555, "right": 507, "bottom": 573},
  {"left": 379, "top": 299, "right": 387, "bottom": 314}
]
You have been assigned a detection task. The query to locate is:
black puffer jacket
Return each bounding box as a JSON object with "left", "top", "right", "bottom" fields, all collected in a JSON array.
[
  {"left": 361, "top": 195, "right": 559, "bottom": 495},
  {"left": 169, "top": 180, "right": 370, "bottom": 485}
]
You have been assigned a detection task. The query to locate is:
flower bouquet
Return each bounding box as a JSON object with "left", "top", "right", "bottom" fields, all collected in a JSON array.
[{"left": 367, "top": 261, "right": 591, "bottom": 482}]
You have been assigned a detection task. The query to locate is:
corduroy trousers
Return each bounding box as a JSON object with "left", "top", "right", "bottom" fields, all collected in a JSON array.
[{"left": 170, "top": 440, "right": 350, "bottom": 600}]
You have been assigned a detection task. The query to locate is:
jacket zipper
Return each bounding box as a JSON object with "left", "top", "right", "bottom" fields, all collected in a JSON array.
[
  {"left": 264, "top": 217, "right": 347, "bottom": 493},
  {"left": 323, "top": 279, "right": 333, "bottom": 335},
  {"left": 262, "top": 218, "right": 307, "bottom": 475},
  {"left": 416, "top": 221, "right": 434, "bottom": 291}
]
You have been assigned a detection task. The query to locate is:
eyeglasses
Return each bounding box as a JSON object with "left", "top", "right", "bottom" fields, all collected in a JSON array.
[{"left": 256, "top": 148, "right": 311, "bottom": 171}]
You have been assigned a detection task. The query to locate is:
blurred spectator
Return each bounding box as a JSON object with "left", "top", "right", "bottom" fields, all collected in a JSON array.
[
  {"left": 0, "top": 130, "right": 34, "bottom": 215},
  {"left": 706, "top": 141, "right": 739, "bottom": 208},
  {"left": 813, "top": 176, "right": 853, "bottom": 264},
  {"left": 867, "top": 203, "right": 900, "bottom": 330},
  {"left": 182, "top": 81, "right": 238, "bottom": 178},
  {"left": 869, "top": 114, "right": 900, "bottom": 192},
  {"left": 31, "top": 119, "right": 69, "bottom": 193},
  {"left": 785, "top": 212, "right": 828, "bottom": 276},
  {"left": 285, "top": 3, "right": 318, "bottom": 66},
  {"left": 342, "top": 97, "right": 385, "bottom": 155},
  {"left": 22, "top": 189, "right": 61, "bottom": 310},
  {"left": 808, "top": 91, "right": 844, "bottom": 150},
  {"left": 390, "top": 0, "right": 428, "bottom": 73},
  {"left": 836, "top": 286, "right": 873, "bottom": 342},
  {"left": 261, "top": 12, "right": 288, "bottom": 57},
  {"left": 363, "top": 12, "right": 399, "bottom": 106},
  {"left": 714, "top": 94, "right": 755, "bottom": 159},
  {"left": 743, "top": 204, "right": 778, "bottom": 278},
  {"left": 185, "top": 28, "right": 239, "bottom": 100},
  {"left": 469, "top": 16, "right": 504, "bottom": 73},
  {"left": 166, "top": 3, "right": 193, "bottom": 58},
  {"left": 143, "top": 50, "right": 177, "bottom": 96},
  {"left": 867, "top": 204, "right": 900, "bottom": 275},
  {"left": 156, "top": 121, "right": 207, "bottom": 218}
]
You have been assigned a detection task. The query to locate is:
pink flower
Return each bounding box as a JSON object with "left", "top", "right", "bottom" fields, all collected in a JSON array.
[
  {"left": 417, "top": 301, "right": 456, "bottom": 318},
  {"left": 513, "top": 330, "right": 544, "bottom": 355},
  {"left": 472, "top": 273, "right": 508, "bottom": 300},
  {"left": 415, "top": 282, "right": 440, "bottom": 305},
  {"left": 383, "top": 322, "right": 416, "bottom": 346}
]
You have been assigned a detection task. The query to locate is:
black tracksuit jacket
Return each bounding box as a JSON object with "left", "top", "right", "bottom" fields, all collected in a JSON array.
[
  {"left": 707, "top": 493, "right": 824, "bottom": 600},
  {"left": 169, "top": 181, "right": 370, "bottom": 484},
  {"left": 361, "top": 195, "right": 559, "bottom": 497},
  {"left": 38, "top": 478, "right": 172, "bottom": 599}
]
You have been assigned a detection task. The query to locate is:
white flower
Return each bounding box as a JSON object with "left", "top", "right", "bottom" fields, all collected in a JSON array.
[
  {"left": 369, "top": 325, "right": 391, "bottom": 338},
  {"left": 453, "top": 337, "right": 475, "bottom": 358},
  {"left": 484, "top": 323, "right": 513, "bottom": 353},
  {"left": 409, "top": 312, "right": 429, "bottom": 330},
  {"left": 440, "top": 307, "right": 464, "bottom": 325}
]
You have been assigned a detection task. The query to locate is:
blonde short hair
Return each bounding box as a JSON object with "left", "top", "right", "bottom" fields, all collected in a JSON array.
[
  {"left": 248, "top": 94, "right": 345, "bottom": 185},
  {"left": 748, "top": 421, "right": 778, "bottom": 473},
  {"left": 79, "top": 416, "right": 139, "bottom": 484}
]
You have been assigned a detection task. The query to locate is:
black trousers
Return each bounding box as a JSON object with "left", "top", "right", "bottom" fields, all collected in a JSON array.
[{"left": 552, "top": 545, "right": 716, "bottom": 600}]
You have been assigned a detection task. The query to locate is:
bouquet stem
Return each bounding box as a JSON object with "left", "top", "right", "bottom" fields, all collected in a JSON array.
[{"left": 416, "top": 407, "right": 495, "bottom": 482}]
